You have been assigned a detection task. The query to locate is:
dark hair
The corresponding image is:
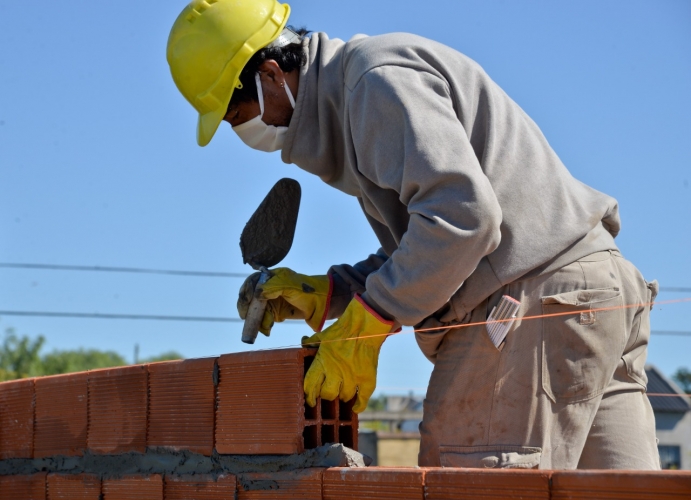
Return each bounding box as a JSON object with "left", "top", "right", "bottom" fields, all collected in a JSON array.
[{"left": 228, "top": 27, "right": 310, "bottom": 108}]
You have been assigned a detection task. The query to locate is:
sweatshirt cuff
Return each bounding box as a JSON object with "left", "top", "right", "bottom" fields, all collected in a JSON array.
[
  {"left": 359, "top": 292, "right": 401, "bottom": 331},
  {"left": 326, "top": 271, "right": 356, "bottom": 320}
]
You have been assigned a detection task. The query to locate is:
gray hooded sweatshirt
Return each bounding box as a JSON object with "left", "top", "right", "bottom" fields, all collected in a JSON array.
[{"left": 281, "top": 33, "right": 619, "bottom": 359}]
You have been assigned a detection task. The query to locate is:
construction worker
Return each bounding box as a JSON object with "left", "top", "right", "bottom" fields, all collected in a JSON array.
[{"left": 167, "top": 0, "right": 660, "bottom": 469}]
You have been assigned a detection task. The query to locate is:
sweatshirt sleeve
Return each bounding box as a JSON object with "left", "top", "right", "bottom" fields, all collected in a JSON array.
[
  {"left": 347, "top": 66, "right": 503, "bottom": 326},
  {"left": 327, "top": 248, "right": 389, "bottom": 320}
]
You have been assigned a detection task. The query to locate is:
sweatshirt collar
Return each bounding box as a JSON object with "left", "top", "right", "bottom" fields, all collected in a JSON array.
[{"left": 281, "top": 33, "right": 361, "bottom": 196}]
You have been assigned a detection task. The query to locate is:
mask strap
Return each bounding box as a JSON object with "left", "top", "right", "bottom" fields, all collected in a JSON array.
[
  {"left": 284, "top": 82, "right": 295, "bottom": 108},
  {"left": 256, "top": 72, "right": 295, "bottom": 111},
  {"left": 254, "top": 73, "right": 265, "bottom": 117}
]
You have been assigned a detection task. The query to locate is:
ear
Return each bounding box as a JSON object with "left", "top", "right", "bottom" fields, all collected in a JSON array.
[{"left": 257, "top": 60, "right": 285, "bottom": 86}]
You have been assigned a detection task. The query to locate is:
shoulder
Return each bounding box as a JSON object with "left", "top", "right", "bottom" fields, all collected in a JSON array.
[{"left": 342, "top": 33, "right": 481, "bottom": 90}]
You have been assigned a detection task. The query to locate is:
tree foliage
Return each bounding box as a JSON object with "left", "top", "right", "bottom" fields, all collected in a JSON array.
[
  {"left": 673, "top": 367, "right": 691, "bottom": 394},
  {"left": 365, "top": 394, "right": 387, "bottom": 412},
  {"left": 0, "top": 329, "right": 45, "bottom": 380},
  {"left": 0, "top": 329, "right": 180, "bottom": 382},
  {"left": 140, "top": 351, "right": 183, "bottom": 363},
  {"left": 39, "top": 349, "right": 126, "bottom": 375}
]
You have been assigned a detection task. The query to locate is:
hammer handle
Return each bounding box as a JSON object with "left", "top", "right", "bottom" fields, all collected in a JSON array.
[{"left": 241, "top": 270, "right": 271, "bottom": 344}]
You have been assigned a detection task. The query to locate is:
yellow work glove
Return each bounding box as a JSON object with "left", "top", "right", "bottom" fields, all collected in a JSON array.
[
  {"left": 237, "top": 268, "right": 332, "bottom": 336},
  {"left": 302, "top": 294, "right": 394, "bottom": 413}
]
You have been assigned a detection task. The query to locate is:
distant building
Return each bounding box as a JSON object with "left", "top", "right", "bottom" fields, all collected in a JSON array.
[
  {"left": 646, "top": 365, "right": 691, "bottom": 469},
  {"left": 359, "top": 365, "right": 691, "bottom": 469},
  {"left": 359, "top": 394, "right": 423, "bottom": 466}
]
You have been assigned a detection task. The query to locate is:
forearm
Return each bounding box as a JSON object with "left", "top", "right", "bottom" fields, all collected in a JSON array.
[{"left": 327, "top": 249, "right": 389, "bottom": 319}]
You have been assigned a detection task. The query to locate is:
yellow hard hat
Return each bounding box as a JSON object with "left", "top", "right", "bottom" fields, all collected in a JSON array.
[{"left": 167, "top": 0, "right": 291, "bottom": 146}]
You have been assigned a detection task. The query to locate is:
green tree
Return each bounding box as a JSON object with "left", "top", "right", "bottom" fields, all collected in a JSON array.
[
  {"left": 0, "top": 329, "right": 182, "bottom": 381},
  {"left": 365, "top": 394, "right": 387, "bottom": 411},
  {"left": 141, "top": 351, "right": 183, "bottom": 363},
  {"left": 673, "top": 367, "right": 691, "bottom": 394},
  {"left": 0, "top": 329, "right": 44, "bottom": 381},
  {"left": 37, "top": 349, "right": 127, "bottom": 376}
]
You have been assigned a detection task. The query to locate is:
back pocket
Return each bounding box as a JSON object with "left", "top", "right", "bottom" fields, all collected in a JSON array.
[{"left": 541, "top": 288, "right": 624, "bottom": 404}]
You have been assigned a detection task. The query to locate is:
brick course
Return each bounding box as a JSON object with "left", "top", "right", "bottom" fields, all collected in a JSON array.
[
  {"left": 0, "top": 348, "right": 358, "bottom": 460},
  {"left": 237, "top": 469, "right": 324, "bottom": 499},
  {"left": 0, "top": 472, "right": 46, "bottom": 500},
  {"left": 164, "top": 474, "right": 236, "bottom": 500},
  {"left": 147, "top": 358, "right": 216, "bottom": 455},
  {"left": 551, "top": 470, "right": 691, "bottom": 500},
  {"left": 425, "top": 468, "right": 551, "bottom": 500},
  {"left": 46, "top": 473, "right": 101, "bottom": 500},
  {"left": 35, "top": 372, "right": 89, "bottom": 458},
  {"left": 216, "top": 348, "right": 357, "bottom": 455},
  {"left": 102, "top": 474, "right": 163, "bottom": 500},
  {"left": 0, "top": 378, "right": 35, "bottom": 459},
  {"left": 0, "top": 466, "right": 690, "bottom": 499},
  {"left": 88, "top": 365, "right": 148, "bottom": 454},
  {"left": 324, "top": 467, "right": 424, "bottom": 500}
]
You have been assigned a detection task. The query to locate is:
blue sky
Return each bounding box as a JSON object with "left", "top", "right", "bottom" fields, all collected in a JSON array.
[{"left": 1, "top": 0, "right": 689, "bottom": 392}]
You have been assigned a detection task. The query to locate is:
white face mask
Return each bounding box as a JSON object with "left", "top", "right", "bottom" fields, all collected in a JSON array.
[{"left": 233, "top": 73, "right": 296, "bottom": 152}]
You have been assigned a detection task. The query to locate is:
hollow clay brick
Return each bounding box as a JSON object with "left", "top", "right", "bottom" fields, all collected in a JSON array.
[
  {"left": 0, "top": 378, "right": 35, "bottom": 459},
  {"left": 164, "top": 474, "right": 236, "bottom": 500},
  {"left": 237, "top": 468, "right": 324, "bottom": 500},
  {"left": 47, "top": 473, "right": 101, "bottom": 500},
  {"left": 147, "top": 357, "right": 216, "bottom": 455},
  {"left": 0, "top": 473, "right": 47, "bottom": 500},
  {"left": 425, "top": 468, "right": 550, "bottom": 500},
  {"left": 88, "top": 365, "right": 148, "bottom": 454},
  {"left": 216, "top": 348, "right": 358, "bottom": 455},
  {"left": 102, "top": 475, "right": 163, "bottom": 500},
  {"left": 34, "top": 372, "right": 89, "bottom": 458},
  {"left": 324, "top": 467, "right": 424, "bottom": 500},
  {"left": 551, "top": 470, "right": 691, "bottom": 500}
]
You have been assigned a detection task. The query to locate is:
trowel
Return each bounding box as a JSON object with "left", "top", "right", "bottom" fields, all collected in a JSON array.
[{"left": 239, "top": 178, "right": 301, "bottom": 344}]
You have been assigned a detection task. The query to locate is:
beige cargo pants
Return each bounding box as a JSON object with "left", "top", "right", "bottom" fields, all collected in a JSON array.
[{"left": 418, "top": 250, "right": 660, "bottom": 469}]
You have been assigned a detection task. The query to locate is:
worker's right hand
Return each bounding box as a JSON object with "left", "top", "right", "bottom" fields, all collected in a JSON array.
[{"left": 237, "top": 268, "right": 332, "bottom": 336}]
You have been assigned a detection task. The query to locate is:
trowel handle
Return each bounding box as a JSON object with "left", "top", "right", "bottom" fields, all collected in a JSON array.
[{"left": 241, "top": 269, "right": 272, "bottom": 344}]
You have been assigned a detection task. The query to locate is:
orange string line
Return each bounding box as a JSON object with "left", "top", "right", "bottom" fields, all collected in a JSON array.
[
  {"left": 252, "top": 297, "right": 691, "bottom": 400},
  {"left": 307, "top": 296, "right": 691, "bottom": 346},
  {"left": 257, "top": 296, "right": 691, "bottom": 351}
]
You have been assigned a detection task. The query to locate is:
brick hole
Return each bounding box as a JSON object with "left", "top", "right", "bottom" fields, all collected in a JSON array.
[
  {"left": 304, "top": 400, "right": 317, "bottom": 420},
  {"left": 338, "top": 425, "right": 354, "bottom": 448},
  {"left": 303, "top": 355, "right": 314, "bottom": 373},
  {"left": 303, "top": 425, "right": 318, "bottom": 449},
  {"left": 339, "top": 396, "right": 355, "bottom": 421},
  {"left": 302, "top": 356, "right": 319, "bottom": 420},
  {"left": 321, "top": 424, "right": 336, "bottom": 444},
  {"left": 321, "top": 398, "right": 337, "bottom": 420}
]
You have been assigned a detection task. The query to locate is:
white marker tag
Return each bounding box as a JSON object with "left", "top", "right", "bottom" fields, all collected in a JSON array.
[{"left": 486, "top": 295, "right": 521, "bottom": 348}]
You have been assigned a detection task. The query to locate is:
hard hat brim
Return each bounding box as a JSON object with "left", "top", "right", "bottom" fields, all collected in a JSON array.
[{"left": 197, "top": 105, "right": 229, "bottom": 147}]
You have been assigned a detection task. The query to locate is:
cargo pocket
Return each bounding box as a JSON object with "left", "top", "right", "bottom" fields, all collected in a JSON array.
[
  {"left": 623, "top": 279, "right": 659, "bottom": 388},
  {"left": 439, "top": 445, "right": 541, "bottom": 469},
  {"left": 541, "top": 288, "right": 624, "bottom": 404}
]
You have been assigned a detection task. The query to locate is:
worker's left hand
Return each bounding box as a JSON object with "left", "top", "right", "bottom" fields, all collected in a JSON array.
[{"left": 302, "top": 294, "right": 394, "bottom": 413}]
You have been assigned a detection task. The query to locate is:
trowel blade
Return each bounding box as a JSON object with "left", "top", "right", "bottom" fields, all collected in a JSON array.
[{"left": 240, "top": 178, "right": 301, "bottom": 269}]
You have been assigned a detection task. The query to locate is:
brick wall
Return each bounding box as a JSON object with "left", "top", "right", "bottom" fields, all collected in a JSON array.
[
  {"left": 1, "top": 469, "right": 689, "bottom": 499},
  {"left": 0, "top": 348, "right": 356, "bottom": 459},
  {"left": 1, "top": 347, "right": 690, "bottom": 499}
]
